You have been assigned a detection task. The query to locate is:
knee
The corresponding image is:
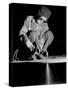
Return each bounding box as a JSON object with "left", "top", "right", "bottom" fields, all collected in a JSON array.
[{"left": 47, "top": 30, "right": 54, "bottom": 41}]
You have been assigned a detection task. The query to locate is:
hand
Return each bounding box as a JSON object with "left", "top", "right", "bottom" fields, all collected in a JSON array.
[
  {"left": 26, "top": 40, "right": 35, "bottom": 51},
  {"left": 30, "top": 44, "right": 35, "bottom": 51}
]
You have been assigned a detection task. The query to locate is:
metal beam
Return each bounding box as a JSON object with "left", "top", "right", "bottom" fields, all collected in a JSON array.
[{"left": 11, "top": 57, "right": 66, "bottom": 63}]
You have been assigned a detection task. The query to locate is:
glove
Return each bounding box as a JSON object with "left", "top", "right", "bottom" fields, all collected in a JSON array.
[{"left": 26, "top": 40, "right": 35, "bottom": 51}]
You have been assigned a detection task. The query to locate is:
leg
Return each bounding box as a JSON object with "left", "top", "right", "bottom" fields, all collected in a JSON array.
[{"left": 43, "top": 30, "right": 54, "bottom": 57}]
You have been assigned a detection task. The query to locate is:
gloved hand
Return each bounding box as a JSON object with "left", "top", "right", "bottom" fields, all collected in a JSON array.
[{"left": 26, "top": 40, "right": 35, "bottom": 51}]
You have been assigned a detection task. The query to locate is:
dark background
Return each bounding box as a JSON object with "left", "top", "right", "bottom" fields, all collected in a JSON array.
[
  {"left": 9, "top": 62, "right": 66, "bottom": 86},
  {"left": 9, "top": 3, "right": 66, "bottom": 60}
]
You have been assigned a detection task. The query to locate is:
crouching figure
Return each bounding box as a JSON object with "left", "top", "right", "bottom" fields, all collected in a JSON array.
[{"left": 19, "top": 6, "right": 54, "bottom": 60}]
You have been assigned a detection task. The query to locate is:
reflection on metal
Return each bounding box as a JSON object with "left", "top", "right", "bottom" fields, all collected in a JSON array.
[{"left": 46, "top": 63, "right": 53, "bottom": 84}]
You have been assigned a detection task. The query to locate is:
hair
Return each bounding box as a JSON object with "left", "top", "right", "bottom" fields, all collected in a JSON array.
[
  {"left": 37, "top": 6, "right": 51, "bottom": 19},
  {"left": 33, "top": 6, "right": 51, "bottom": 22}
]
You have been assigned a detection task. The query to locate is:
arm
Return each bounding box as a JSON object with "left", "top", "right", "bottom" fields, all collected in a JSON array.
[
  {"left": 19, "top": 16, "right": 33, "bottom": 42},
  {"left": 19, "top": 16, "right": 35, "bottom": 50},
  {"left": 19, "top": 26, "right": 29, "bottom": 42}
]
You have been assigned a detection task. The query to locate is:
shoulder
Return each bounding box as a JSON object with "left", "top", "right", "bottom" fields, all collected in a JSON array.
[
  {"left": 26, "top": 16, "right": 33, "bottom": 21},
  {"left": 24, "top": 16, "right": 33, "bottom": 25}
]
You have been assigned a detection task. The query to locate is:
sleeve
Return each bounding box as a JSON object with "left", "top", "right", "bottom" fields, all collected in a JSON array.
[
  {"left": 19, "top": 16, "right": 33, "bottom": 36},
  {"left": 19, "top": 25, "right": 27, "bottom": 36},
  {"left": 27, "top": 16, "right": 33, "bottom": 30}
]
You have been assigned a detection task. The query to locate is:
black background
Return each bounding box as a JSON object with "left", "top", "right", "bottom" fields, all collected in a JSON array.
[
  {"left": 9, "top": 3, "right": 66, "bottom": 87},
  {"left": 9, "top": 3, "right": 66, "bottom": 60},
  {"left": 9, "top": 62, "right": 66, "bottom": 86}
]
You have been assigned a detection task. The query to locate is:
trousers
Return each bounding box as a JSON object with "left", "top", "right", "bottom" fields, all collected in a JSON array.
[{"left": 28, "top": 30, "right": 54, "bottom": 52}]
